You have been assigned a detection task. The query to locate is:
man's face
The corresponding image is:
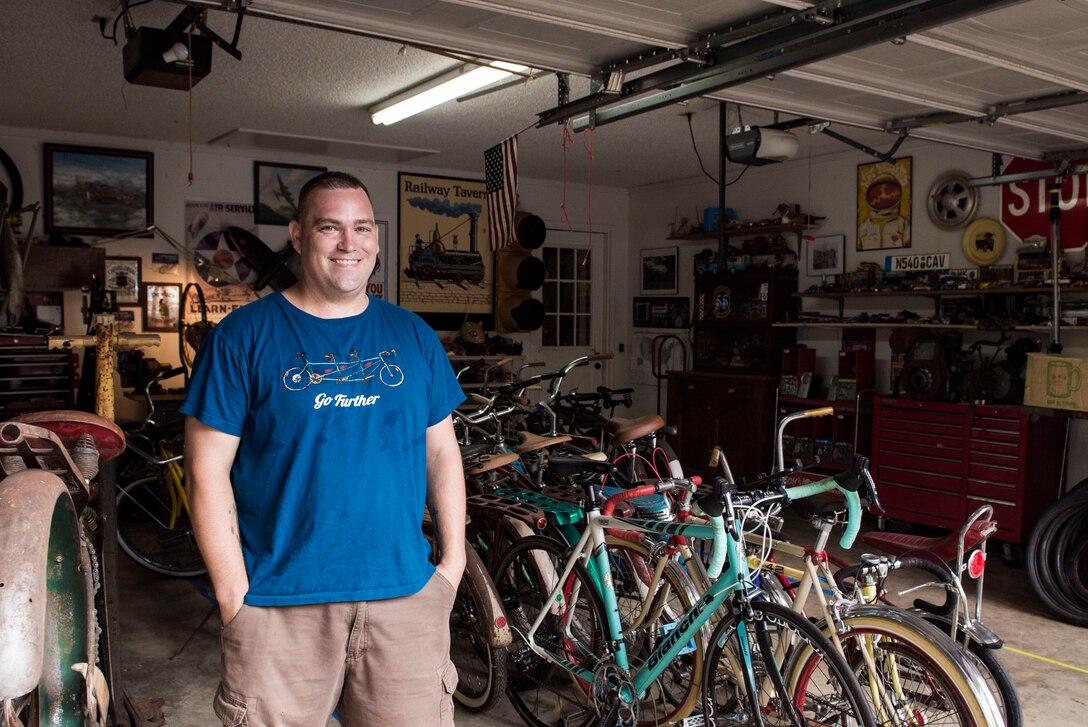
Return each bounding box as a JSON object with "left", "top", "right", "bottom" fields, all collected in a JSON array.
[{"left": 289, "top": 187, "right": 379, "bottom": 301}]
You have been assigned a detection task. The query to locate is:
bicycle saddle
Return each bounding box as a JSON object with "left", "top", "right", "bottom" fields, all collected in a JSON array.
[
  {"left": 466, "top": 452, "right": 519, "bottom": 475},
  {"left": 515, "top": 431, "right": 572, "bottom": 453},
  {"left": 10, "top": 410, "right": 126, "bottom": 462},
  {"left": 859, "top": 519, "right": 997, "bottom": 565},
  {"left": 606, "top": 414, "right": 665, "bottom": 445}
]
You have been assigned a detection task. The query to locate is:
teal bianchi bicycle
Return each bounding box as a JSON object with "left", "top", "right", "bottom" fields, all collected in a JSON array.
[{"left": 492, "top": 455, "right": 881, "bottom": 727}]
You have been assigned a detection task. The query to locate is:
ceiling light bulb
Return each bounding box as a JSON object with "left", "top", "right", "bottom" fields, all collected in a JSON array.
[
  {"left": 369, "top": 61, "right": 528, "bottom": 125},
  {"left": 162, "top": 41, "right": 190, "bottom": 64}
]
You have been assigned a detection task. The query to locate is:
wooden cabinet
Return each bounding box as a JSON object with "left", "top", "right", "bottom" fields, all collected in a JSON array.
[
  {"left": 871, "top": 396, "right": 1066, "bottom": 543},
  {"left": 692, "top": 268, "right": 797, "bottom": 373},
  {"left": 667, "top": 371, "right": 779, "bottom": 483}
]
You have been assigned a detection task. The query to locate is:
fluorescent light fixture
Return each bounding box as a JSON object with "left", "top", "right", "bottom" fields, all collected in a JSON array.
[{"left": 369, "top": 61, "right": 527, "bottom": 125}]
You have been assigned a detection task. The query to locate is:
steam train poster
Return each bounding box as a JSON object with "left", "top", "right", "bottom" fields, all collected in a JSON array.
[{"left": 397, "top": 172, "right": 494, "bottom": 327}]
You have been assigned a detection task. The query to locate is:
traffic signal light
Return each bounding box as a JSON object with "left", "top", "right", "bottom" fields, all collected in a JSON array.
[{"left": 496, "top": 213, "right": 546, "bottom": 333}]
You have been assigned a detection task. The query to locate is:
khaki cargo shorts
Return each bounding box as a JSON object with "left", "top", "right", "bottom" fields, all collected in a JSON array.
[{"left": 213, "top": 571, "right": 458, "bottom": 726}]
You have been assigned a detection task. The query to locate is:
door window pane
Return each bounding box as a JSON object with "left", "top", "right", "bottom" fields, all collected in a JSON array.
[{"left": 541, "top": 244, "right": 593, "bottom": 348}]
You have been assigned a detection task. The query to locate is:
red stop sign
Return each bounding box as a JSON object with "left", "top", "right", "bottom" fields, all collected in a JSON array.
[{"left": 1000, "top": 157, "right": 1088, "bottom": 249}]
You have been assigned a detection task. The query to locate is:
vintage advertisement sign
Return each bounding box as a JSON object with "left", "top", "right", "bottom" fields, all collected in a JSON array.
[
  {"left": 184, "top": 200, "right": 259, "bottom": 322},
  {"left": 396, "top": 172, "right": 494, "bottom": 328},
  {"left": 857, "top": 157, "right": 912, "bottom": 251}
]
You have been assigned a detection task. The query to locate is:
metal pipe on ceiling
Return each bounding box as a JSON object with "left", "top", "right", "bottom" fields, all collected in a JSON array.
[{"left": 539, "top": 0, "right": 1025, "bottom": 130}]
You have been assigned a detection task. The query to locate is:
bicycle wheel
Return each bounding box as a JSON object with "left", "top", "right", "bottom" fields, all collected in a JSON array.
[
  {"left": 492, "top": 535, "right": 609, "bottom": 727},
  {"left": 450, "top": 547, "right": 507, "bottom": 712},
  {"left": 605, "top": 538, "right": 704, "bottom": 726},
  {"left": 116, "top": 476, "right": 207, "bottom": 577},
  {"left": 916, "top": 616, "right": 1022, "bottom": 727},
  {"left": 703, "top": 600, "right": 876, "bottom": 727},
  {"left": 830, "top": 607, "right": 1002, "bottom": 727}
]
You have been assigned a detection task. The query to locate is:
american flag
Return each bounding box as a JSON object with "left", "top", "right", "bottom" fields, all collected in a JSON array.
[{"left": 485, "top": 135, "right": 518, "bottom": 250}]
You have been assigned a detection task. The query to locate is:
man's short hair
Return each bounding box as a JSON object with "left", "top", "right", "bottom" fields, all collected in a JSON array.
[{"left": 296, "top": 172, "right": 371, "bottom": 222}]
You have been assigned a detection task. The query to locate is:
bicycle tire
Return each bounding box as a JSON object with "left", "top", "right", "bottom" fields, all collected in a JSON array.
[
  {"left": 492, "top": 535, "right": 609, "bottom": 727},
  {"left": 917, "top": 613, "right": 1023, "bottom": 727},
  {"left": 703, "top": 600, "right": 876, "bottom": 727},
  {"left": 1026, "top": 489, "right": 1088, "bottom": 627},
  {"left": 1049, "top": 502, "right": 1088, "bottom": 608},
  {"left": 450, "top": 546, "right": 508, "bottom": 712},
  {"left": 604, "top": 538, "right": 704, "bottom": 725},
  {"left": 827, "top": 607, "right": 1003, "bottom": 727},
  {"left": 116, "top": 476, "right": 207, "bottom": 578}
]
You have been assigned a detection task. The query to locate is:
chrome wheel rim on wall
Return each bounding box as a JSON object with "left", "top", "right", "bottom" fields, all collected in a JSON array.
[{"left": 927, "top": 170, "right": 978, "bottom": 230}]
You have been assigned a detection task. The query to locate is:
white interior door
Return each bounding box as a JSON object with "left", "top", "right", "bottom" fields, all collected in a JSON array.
[{"left": 525, "top": 229, "right": 610, "bottom": 397}]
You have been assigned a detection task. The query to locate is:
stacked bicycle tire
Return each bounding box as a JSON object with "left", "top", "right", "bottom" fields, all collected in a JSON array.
[{"left": 1027, "top": 478, "right": 1088, "bottom": 627}]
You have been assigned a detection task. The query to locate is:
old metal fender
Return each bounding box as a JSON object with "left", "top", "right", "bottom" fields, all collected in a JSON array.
[
  {"left": 462, "top": 545, "right": 512, "bottom": 647},
  {"left": 0, "top": 468, "right": 94, "bottom": 725}
]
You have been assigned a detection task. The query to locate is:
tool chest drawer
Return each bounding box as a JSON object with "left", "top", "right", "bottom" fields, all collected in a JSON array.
[{"left": 872, "top": 397, "right": 1066, "bottom": 543}]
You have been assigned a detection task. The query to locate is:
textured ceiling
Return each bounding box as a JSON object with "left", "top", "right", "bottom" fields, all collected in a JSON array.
[{"left": 2, "top": 0, "right": 1087, "bottom": 189}]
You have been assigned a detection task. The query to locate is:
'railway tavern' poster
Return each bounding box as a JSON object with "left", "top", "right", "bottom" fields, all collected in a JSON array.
[{"left": 397, "top": 172, "right": 495, "bottom": 328}]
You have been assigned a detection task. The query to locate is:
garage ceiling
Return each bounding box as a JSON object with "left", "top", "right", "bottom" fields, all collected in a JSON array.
[{"left": 3, "top": 0, "right": 1088, "bottom": 189}]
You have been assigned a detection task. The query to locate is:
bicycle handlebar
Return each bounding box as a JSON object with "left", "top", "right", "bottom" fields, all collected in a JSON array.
[{"left": 777, "top": 480, "right": 863, "bottom": 550}]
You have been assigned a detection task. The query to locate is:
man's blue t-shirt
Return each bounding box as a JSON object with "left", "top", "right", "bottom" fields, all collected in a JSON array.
[{"left": 180, "top": 292, "right": 465, "bottom": 606}]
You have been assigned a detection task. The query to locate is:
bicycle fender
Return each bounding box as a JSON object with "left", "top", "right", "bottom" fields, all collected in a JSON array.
[
  {"left": 0, "top": 469, "right": 95, "bottom": 724},
  {"left": 915, "top": 611, "right": 1004, "bottom": 649},
  {"left": 461, "top": 546, "right": 512, "bottom": 648}
]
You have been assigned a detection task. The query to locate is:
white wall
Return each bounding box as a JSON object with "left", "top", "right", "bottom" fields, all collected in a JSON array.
[
  {"left": 628, "top": 136, "right": 1087, "bottom": 489},
  {"left": 0, "top": 124, "right": 630, "bottom": 417}
]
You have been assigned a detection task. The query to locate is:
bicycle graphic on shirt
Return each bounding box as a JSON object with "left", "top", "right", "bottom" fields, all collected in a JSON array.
[{"left": 282, "top": 349, "right": 404, "bottom": 390}]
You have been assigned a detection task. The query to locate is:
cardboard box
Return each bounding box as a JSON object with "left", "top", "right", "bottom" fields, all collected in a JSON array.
[{"left": 1024, "top": 353, "right": 1088, "bottom": 413}]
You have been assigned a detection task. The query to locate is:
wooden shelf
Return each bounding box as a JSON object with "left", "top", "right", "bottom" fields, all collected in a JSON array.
[
  {"left": 796, "top": 286, "right": 1087, "bottom": 300},
  {"left": 775, "top": 321, "right": 1088, "bottom": 332},
  {"left": 669, "top": 223, "right": 815, "bottom": 241}
]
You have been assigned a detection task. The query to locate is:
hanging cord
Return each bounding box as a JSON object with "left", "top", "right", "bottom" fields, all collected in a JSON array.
[
  {"left": 581, "top": 126, "right": 595, "bottom": 265},
  {"left": 687, "top": 113, "right": 718, "bottom": 185},
  {"left": 560, "top": 124, "right": 575, "bottom": 231},
  {"left": 187, "top": 30, "right": 194, "bottom": 186},
  {"left": 688, "top": 110, "right": 750, "bottom": 187}
]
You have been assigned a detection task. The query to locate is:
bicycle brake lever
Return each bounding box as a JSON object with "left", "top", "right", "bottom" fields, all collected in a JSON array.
[{"left": 862, "top": 468, "right": 885, "bottom": 515}]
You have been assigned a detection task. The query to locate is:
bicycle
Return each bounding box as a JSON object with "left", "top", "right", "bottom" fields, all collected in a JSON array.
[
  {"left": 741, "top": 407, "right": 1006, "bottom": 726},
  {"left": 834, "top": 504, "right": 1021, "bottom": 726},
  {"left": 282, "top": 348, "right": 404, "bottom": 390},
  {"left": 421, "top": 512, "right": 513, "bottom": 713},
  {"left": 491, "top": 454, "right": 880, "bottom": 727},
  {"left": 0, "top": 412, "right": 128, "bottom": 726},
  {"left": 115, "top": 367, "right": 206, "bottom": 577},
  {"left": 749, "top": 507, "right": 1004, "bottom": 727}
]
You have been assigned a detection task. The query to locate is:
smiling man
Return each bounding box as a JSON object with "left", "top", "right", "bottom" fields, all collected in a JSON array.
[{"left": 182, "top": 172, "right": 467, "bottom": 726}]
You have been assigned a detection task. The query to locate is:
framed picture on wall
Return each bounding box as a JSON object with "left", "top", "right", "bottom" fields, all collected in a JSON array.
[
  {"left": 640, "top": 247, "right": 678, "bottom": 295},
  {"left": 857, "top": 156, "right": 911, "bottom": 251},
  {"left": 104, "top": 256, "right": 142, "bottom": 306},
  {"left": 144, "top": 282, "right": 181, "bottom": 332},
  {"left": 43, "top": 144, "right": 153, "bottom": 236},
  {"left": 396, "top": 171, "right": 494, "bottom": 329},
  {"left": 806, "top": 235, "right": 845, "bottom": 277},
  {"left": 253, "top": 161, "right": 327, "bottom": 225}
]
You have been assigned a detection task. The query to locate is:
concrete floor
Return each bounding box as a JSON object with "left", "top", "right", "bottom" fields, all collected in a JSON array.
[{"left": 118, "top": 520, "right": 1088, "bottom": 726}]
